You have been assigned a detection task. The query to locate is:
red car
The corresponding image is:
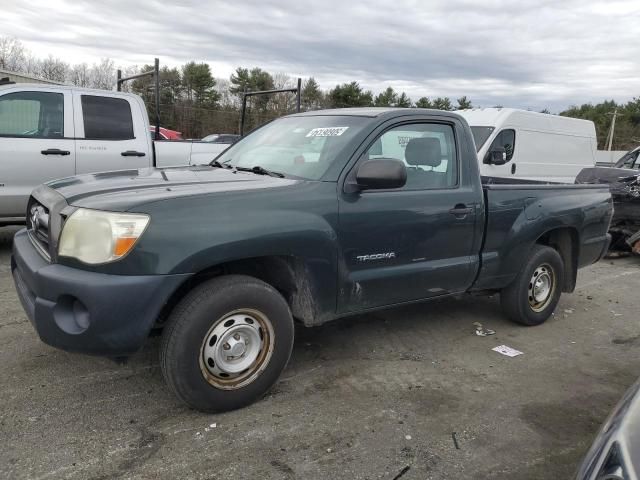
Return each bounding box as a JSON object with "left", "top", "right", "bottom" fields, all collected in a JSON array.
[{"left": 149, "top": 126, "right": 183, "bottom": 140}]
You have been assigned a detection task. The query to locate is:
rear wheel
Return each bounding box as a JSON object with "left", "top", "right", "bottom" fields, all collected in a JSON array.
[
  {"left": 160, "top": 275, "right": 294, "bottom": 412},
  {"left": 500, "top": 245, "right": 564, "bottom": 326}
]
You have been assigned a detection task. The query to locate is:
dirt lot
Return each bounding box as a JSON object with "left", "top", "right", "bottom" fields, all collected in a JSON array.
[{"left": 1, "top": 225, "right": 639, "bottom": 480}]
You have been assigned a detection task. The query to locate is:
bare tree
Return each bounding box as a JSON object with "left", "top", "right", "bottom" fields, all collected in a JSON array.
[
  {"left": 39, "top": 55, "right": 69, "bottom": 82},
  {"left": 270, "top": 72, "right": 295, "bottom": 114},
  {"left": 21, "top": 54, "right": 41, "bottom": 76},
  {"left": 90, "top": 58, "right": 116, "bottom": 90},
  {"left": 117, "top": 65, "right": 139, "bottom": 92},
  {"left": 215, "top": 78, "right": 238, "bottom": 107},
  {"left": 68, "top": 62, "right": 91, "bottom": 87},
  {"left": 0, "top": 36, "right": 26, "bottom": 71}
]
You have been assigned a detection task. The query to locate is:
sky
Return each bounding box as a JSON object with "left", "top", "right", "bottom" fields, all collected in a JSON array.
[{"left": 2, "top": 0, "right": 639, "bottom": 111}]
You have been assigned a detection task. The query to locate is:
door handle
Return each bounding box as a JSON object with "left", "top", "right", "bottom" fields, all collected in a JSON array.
[
  {"left": 449, "top": 204, "right": 474, "bottom": 218},
  {"left": 41, "top": 148, "right": 70, "bottom": 156},
  {"left": 511, "top": 163, "right": 517, "bottom": 174},
  {"left": 121, "top": 150, "right": 146, "bottom": 157}
]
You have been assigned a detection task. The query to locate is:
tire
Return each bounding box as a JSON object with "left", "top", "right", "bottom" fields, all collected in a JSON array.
[
  {"left": 500, "top": 245, "right": 564, "bottom": 326},
  {"left": 160, "top": 275, "right": 294, "bottom": 412}
]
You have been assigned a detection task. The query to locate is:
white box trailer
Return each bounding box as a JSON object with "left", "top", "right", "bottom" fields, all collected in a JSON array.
[{"left": 456, "top": 108, "right": 597, "bottom": 183}]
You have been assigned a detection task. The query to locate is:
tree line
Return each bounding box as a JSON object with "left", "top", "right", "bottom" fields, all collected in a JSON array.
[
  {"left": 1, "top": 36, "right": 638, "bottom": 148},
  {"left": 127, "top": 62, "right": 476, "bottom": 136},
  {"left": 559, "top": 100, "right": 640, "bottom": 151}
]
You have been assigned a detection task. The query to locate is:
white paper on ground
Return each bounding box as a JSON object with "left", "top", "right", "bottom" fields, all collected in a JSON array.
[{"left": 492, "top": 345, "right": 524, "bottom": 357}]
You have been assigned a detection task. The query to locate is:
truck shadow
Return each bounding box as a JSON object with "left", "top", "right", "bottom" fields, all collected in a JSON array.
[{"left": 0, "top": 226, "right": 20, "bottom": 254}]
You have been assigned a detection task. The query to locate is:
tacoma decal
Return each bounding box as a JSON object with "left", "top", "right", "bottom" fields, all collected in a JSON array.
[{"left": 356, "top": 252, "right": 396, "bottom": 262}]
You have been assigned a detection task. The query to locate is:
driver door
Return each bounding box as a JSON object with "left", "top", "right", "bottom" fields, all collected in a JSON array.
[
  {"left": 0, "top": 88, "right": 75, "bottom": 219},
  {"left": 337, "top": 120, "right": 479, "bottom": 313}
]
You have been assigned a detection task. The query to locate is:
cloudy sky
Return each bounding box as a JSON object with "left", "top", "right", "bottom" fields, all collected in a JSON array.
[{"left": 3, "top": 0, "right": 639, "bottom": 111}]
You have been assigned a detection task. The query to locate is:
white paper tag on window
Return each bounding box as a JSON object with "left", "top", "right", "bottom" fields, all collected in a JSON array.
[
  {"left": 492, "top": 345, "right": 523, "bottom": 357},
  {"left": 306, "top": 127, "right": 349, "bottom": 137}
]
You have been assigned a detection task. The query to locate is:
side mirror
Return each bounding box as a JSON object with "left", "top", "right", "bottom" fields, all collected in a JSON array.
[
  {"left": 355, "top": 159, "right": 407, "bottom": 190},
  {"left": 485, "top": 146, "right": 507, "bottom": 165}
]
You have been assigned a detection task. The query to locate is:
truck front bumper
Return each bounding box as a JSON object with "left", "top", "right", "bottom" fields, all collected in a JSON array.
[{"left": 11, "top": 229, "right": 190, "bottom": 356}]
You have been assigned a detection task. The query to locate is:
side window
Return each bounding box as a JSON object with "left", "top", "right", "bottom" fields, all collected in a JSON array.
[
  {"left": 81, "top": 95, "right": 134, "bottom": 140},
  {"left": 364, "top": 123, "right": 458, "bottom": 190},
  {"left": 0, "top": 91, "right": 63, "bottom": 138},
  {"left": 488, "top": 129, "right": 516, "bottom": 162}
]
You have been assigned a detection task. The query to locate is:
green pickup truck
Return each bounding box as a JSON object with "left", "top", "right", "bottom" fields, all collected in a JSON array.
[{"left": 12, "top": 108, "right": 612, "bottom": 412}]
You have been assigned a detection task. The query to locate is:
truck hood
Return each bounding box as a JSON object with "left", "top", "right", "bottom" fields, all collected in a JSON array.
[{"left": 45, "top": 165, "right": 300, "bottom": 211}]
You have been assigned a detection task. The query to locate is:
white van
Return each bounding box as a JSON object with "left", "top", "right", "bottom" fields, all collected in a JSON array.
[{"left": 456, "top": 108, "right": 597, "bottom": 183}]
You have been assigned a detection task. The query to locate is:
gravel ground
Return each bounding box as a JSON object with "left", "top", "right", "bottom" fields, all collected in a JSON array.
[{"left": 1, "top": 225, "right": 639, "bottom": 480}]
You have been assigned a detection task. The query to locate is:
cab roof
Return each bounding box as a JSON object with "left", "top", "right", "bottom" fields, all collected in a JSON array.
[{"left": 290, "top": 107, "right": 463, "bottom": 120}]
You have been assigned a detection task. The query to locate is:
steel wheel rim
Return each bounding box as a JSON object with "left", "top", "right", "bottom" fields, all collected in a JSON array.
[
  {"left": 199, "top": 308, "right": 275, "bottom": 390},
  {"left": 528, "top": 263, "right": 555, "bottom": 312}
]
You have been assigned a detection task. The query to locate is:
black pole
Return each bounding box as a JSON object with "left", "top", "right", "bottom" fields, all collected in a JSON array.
[
  {"left": 238, "top": 84, "right": 301, "bottom": 135},
  {"left": 154, "top": 58, "right": 160, "bottom": 141},
  {"left": 240, "top": 88, "right": 248, "bottom": 136},
  {"left": 116, "top": 69, "right": 122, "bottom": 91}
]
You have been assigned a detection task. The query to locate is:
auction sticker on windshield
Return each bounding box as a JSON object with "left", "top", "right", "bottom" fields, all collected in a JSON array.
[{"left": 306, "top": 127, "right": 349, "bottom": 137}]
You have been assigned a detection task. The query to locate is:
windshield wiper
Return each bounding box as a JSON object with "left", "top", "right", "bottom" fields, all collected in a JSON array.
[
  {"left": 234, "top": 166, "right": 285, "bottom": 178},
  {"left": 210, "top": 160, "right": 233, "bottom": 169}
]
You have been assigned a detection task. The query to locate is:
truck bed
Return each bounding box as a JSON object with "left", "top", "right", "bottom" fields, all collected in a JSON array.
[{"left": 473, "top": 181, "right": 612, "bottom": 291}]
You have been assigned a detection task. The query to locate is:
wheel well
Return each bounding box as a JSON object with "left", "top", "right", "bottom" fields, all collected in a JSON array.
[
  {"left": 535, "top": 227, "right": 579, "bottom": 292},
  {"left": 155, "top": 256, "right": 317, "bottom": 329}
]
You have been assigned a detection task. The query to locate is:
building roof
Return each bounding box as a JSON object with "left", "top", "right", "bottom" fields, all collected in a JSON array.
[{"left": 0, "top": 68, "right": 66, "bottom": 85}]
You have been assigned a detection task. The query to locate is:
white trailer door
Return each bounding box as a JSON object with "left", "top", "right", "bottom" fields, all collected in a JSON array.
[
  {"left": 0, "top": 88, "right": 75, "bottom": 219},
  {"left": 73, "top": 92, "right": 150, "bottom": 174}
]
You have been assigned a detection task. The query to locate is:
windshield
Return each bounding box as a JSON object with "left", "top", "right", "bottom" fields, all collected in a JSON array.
[
  {"left": 215, "top": 116, "right": 370, "bottom": 180},
  {"left": 470, "top": 126, "right": 495, "bottom": 151}
]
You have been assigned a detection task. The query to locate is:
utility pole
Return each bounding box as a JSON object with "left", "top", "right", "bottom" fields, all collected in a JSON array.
[{"left": 605, "top": 108, "right": 622, "bottom": 152}]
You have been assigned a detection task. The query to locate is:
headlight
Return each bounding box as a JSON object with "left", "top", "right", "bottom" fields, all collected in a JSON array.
[{"left": 58, "top": 208, "right": 150, "bottom": 264}]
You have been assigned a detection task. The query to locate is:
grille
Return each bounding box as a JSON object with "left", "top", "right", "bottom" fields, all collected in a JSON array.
[{"left": 27, "top": 199, "right": 51, "bottom": 260}]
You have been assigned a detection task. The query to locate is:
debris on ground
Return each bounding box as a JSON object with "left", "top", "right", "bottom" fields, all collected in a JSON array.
[
  {"left": 392, "top": 466, "right": 411, "bottom": 480},
  {"left": 628, "top": 230, "right": 640, "bottom": 254},
  {"left": 492, "top": 345, "right": 524, "bottom": 357},
  {"left": 473, "top": 322, "right": 496, "bottom": 336},
  {"left": 452, "top": 432, "right": 460, "bottom": 450},
  {"left": 405, "top": 435, "right": 412, "bottom": 440},
  {"left": 606, "top": 251, "right": 632, "bottom": 259},
  {"left": 564, "top": 309, "right": 574, "bottom": 314}
]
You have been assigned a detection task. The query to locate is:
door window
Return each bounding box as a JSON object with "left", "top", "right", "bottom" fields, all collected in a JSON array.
[
  {"left": 81, "top": 95, "right": 134, "bottom": 140},
  {"left": 0, "top": 91, "right": 64, "bottom": 138},
  {"left": 364, "top": 123, "right": 458, "bottom": 189},
  {"left": 488, "top": 129, "right": 516, "bottom": 162}
]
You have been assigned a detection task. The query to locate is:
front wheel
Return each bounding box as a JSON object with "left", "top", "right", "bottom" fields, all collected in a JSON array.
[
  {"left": 160, "top": 275, "right": 294, "bottom": 412},
  {"left": 500, "top": 245, "right": 564, "bottom": 326}
]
